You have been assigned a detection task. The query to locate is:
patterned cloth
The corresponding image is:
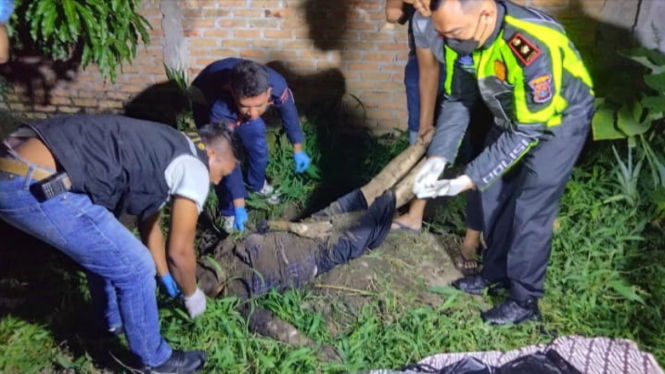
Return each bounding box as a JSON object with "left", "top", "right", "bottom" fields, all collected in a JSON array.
[{"left": 370, "top": 336, "right": 663, "bottom": 374}]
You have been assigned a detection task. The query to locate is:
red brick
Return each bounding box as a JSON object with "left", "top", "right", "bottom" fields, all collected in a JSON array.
[
  {"left": 239, "top": 49, "right": 267, "bottom": 59},
  {"left": 234, "top": 9, "right": 263, "bottom": 17},
  {"left": 348, "top": 62, "right": 379, "bottom": 71},
  {"left": 202, "top": 29, "right": 231, "bottom": 37},
  {"left": 361, "top": 72, "right": 392, "bottom": 81},
  {"left": 190, "top": 38, "right": 219, "bottom": 47},
  {"left": 34, "top": 105, "right": 57, "bottom": 112},
  {"left": 233, "top": 29, "right": 261, "bottom": 38},
  {"left": 265, "top": 8, "right": 293, "bottom": 18},
  {"left": 365, "top": 53, "right": 395, "bottom": 62},
  {"left": 282, "top": 40, "right": 312, "bottom": 50},
  {"left": 50, "top": 97, "right": 72, "bottom": 105},
  {"left": 264, "top": 30, "right": 293, "bottom": 39},
  {"left": 222, "top": 39, "right": 251, "bottom": 48},
  {"left": 217, "top": 19, "right": 246, "bottom": 28}
]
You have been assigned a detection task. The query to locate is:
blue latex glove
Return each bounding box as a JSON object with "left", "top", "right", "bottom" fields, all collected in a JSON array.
[
  {"left": 0, "top": 0, "right": 14, "bottom": 23},
  {"left": 294, "top": 150, "right": 311, "bottom": 173},
  {"left": 234, "top": 206, "right": 248, "bottom": 232},
  {"left": 159, "top": 273, "right": 181, "bottom": 298}
]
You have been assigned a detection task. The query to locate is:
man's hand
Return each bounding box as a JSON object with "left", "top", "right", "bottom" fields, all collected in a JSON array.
[
  {"left": 404, "top": 0, "right": 431, "bottom": 17},
  {"left": 294, "top": 150, "right": 311, "bottom": 173},
  {"left": 159, "top": 273, "right": 181, "bottom": 298},
  {"left": 413, "top": 157, "right": 447, "bottom": 196},
  {"left": 184, "top": 288, "right": 207, "bottom": 318},
  {"left": 415, "top": 175, "right": 474, "bottom": 199},
  {"left": 234, "top": 206, "right": 248, "bottom": 232}
]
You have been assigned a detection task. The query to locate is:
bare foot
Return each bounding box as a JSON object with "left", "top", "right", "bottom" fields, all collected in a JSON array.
[{"left": 455, "top": 229, "right": 483, "bottom": 275}]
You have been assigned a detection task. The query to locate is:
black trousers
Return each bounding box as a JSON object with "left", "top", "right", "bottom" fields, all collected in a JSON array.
[{"left": 480, "top": 117, "right": 589, "bottom": 301}]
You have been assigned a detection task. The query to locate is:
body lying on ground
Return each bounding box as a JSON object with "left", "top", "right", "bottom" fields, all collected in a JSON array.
[{"left": 196, "top": 190, "right": 396, "bottom": 360}]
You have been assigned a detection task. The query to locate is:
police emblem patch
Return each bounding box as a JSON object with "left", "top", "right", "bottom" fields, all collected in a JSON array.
[
  {"left": 529, "top": 74, "right": 553, "bottom": 103},
  {"left": 508, "top": 33, "right": 541, "bottom": 66},
  {"left": 494, "top": 60, "right": 507, "bottom": 81}
]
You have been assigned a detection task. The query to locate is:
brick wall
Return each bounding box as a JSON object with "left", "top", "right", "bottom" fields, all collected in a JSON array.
[{"left": 1, "top": 0, "right": 610, "bottom": 133}]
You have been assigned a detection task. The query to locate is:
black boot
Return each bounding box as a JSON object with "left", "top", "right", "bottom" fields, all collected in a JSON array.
[
  {"left": 142, "top": 350, "right": 207, "bottom": 374},
  {"left": 481, "top": 298, "right": 541, "bottom": 325},
  {"left": 452, "top": 274, "right": 507, "bottom": 296}
]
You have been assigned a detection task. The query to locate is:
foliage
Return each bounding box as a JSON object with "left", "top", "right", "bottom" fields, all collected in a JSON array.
[
  {"left": 164, "top": 65, "right": 196, "bottom": 132},
  {"left": 11, "top": 0, "right": 151, "bottom": 83},
  {"left": 1, "top": 128, "right": 664, "bottom": 372},
  {"left": 592, "top": 47, "right": 665, "bottom": 213}
]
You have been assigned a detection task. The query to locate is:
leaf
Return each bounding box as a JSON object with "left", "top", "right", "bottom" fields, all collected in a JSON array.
[
  {"left": 644, "top": 72, "right": 665, "bottom": 93},
  {"left": 617, "top": 104, "right": 650, "bottom": 136},
  {"left": 592, "top": 105, "right": 624, "bottom": 140},
  {"left": 642, "top": 96, "right": 665, "bottom": 113},
  {"left": 608, "top": 279, "right": 645, "bottom": 305},
  {"left": 62, "top": 0, "right": 80, "bottom": 39}
]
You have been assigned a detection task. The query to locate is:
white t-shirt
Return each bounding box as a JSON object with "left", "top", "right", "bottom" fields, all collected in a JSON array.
[{"left": 164, "top": 154, "right": 210, "bottom": 213}]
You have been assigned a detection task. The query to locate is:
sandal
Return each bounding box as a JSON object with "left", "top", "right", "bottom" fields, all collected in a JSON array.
[
  {"left": 454, "top": 239, "right": 482, "bottom": 276},
  {"left": 390, "top": 221, "right": 421, "bottom": 233}
]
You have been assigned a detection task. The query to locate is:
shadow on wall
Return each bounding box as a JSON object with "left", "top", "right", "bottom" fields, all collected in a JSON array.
[
  {"left": 300, "top": 0, "right": 351, "bottom": 51},
  {"left": 0, "top": 48, "right": 81, "bottom": 106},
  {"left": 265, "top": 61, "right": 347, "bottom": 119},
  {"left": 124, "top": 80, "right": 190, "bottom": 128}
]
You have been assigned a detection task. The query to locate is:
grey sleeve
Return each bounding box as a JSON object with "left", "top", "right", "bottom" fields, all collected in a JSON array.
[
  {"left": 464, "top": 123, "right": 544, "bottom": 190},
  {"left": 427, "top": 62, "right": 480, "bottom": 161},
  {"left": 411, "top": 13, "right": 432, "bottom": 49}
]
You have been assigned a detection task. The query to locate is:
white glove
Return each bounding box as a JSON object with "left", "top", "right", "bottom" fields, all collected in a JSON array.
[
  {"left": 413, "top": 157, "right": 447, "bottom": 197},
  {"left": 415, "top": 175, "right": 473, "bottom": 199},
  {"left": 184, "top": 288, "right": 207, "bottom": 318}
]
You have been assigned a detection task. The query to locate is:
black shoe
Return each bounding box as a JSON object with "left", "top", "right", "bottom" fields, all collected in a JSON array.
[
  {"left": 142, "top": 350, "right": 207, "bottom": 374},
  {"left": 452, "top": 274, "right": 507, "bottom": 296},
  {"left": 481, "top": 298, "right": 541, "bottom": 325}
]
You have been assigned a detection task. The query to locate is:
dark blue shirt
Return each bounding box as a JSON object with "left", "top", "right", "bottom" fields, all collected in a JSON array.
[{"left": 191, "top": 58, "right": 305, "bottom": 145}]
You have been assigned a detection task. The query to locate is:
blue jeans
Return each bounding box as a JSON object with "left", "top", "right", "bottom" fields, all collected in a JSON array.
[
  {"left": 404, "top": 54, "right": 420, "bottom": 137},
  {"left": 219, "top": 117, "right": 269, "bottom": 215},
  {"left": 0, "top": 162, "right": 172, "bottom": 367}
]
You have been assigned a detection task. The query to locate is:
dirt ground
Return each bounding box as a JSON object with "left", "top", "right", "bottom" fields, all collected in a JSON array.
[{"left": 301, "top": 230, "right": 463, "bottom": 332}]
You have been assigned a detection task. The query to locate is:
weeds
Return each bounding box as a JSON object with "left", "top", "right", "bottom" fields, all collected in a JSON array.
[{"left": 1, "top": 123, "right": 664, "bottom": 372}]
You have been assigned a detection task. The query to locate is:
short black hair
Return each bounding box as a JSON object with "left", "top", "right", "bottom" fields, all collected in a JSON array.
[
  {"left": 430, "top": 0, "right": 476, "bottom": 12},
  {"left": 231, "top": 60, "right": 271, "bottom": 99},
  {"left": 198, "top": 121, "right": 239, "bottom": 159}
]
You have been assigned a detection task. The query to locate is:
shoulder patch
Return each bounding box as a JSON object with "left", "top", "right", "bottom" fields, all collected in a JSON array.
[
  {"left": 508, "top": 33, "right": 541, "bottom": 66},
  {"left": 529, "top": 74, "right": 553, "bottom": 103}
]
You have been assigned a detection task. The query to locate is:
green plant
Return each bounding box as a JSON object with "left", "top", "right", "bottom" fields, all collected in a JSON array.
[
  {"left": 164, "top": 65, "right": 195, "bottom": 132},
  {"left": 592, "top": 47, "right": 665, "bottom": 209},
  {"left": 12, "top": 0, "right": 151, "bottom": 83}
]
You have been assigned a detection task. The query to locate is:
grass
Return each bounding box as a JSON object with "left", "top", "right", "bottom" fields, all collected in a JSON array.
[{"left": 1, "top": 117, "right": 664, "bottom": 373}]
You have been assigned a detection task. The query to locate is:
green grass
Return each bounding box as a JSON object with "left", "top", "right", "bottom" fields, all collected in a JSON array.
[{"left": 1, "top": 120, "right": 664, "bottom": 372}]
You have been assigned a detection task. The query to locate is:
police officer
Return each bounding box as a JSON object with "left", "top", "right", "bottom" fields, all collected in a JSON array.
[
  {"left": 0, "top": 115, "right": 238, "bottom": 372},
  {"left": 191, "top": 58, "right": 311, "bottom": 232},
  {"left": 413, "top": 0, "right": 594, "bottom": 325}
]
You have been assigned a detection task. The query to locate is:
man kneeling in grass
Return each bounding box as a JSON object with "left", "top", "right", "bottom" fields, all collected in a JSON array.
[{"left": 196, "top": 189, "right": 396, "bottom": 361}]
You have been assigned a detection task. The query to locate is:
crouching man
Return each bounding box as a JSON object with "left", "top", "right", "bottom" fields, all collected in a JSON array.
[{"left": 0, "top": 115, "right": 237, "bottom": 373}]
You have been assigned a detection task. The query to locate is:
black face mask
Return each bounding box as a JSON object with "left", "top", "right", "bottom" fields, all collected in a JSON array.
[
  {"left": 444, "top": 12, "right": 488, "bottom": 56},
  {"left": 445, "top": 38, "right": 479, "bottom": 56}
]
